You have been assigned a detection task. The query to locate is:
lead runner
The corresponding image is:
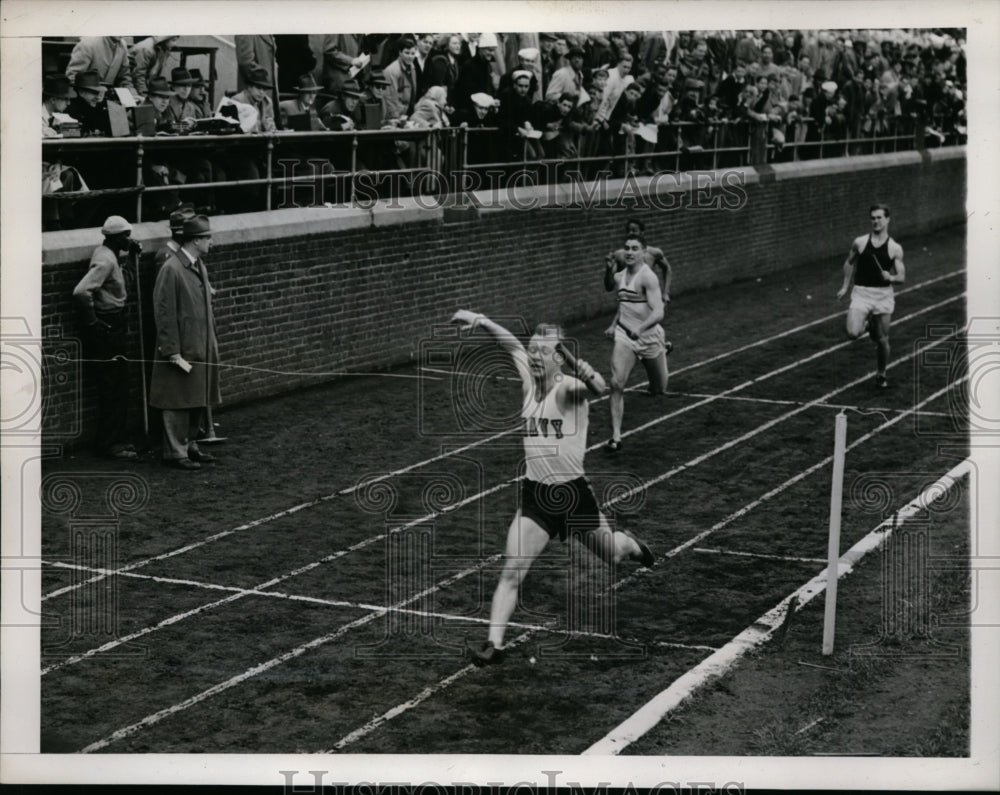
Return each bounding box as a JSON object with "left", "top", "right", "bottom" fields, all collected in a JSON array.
[{"left": 450, "top": 310, "right": 655, "bottom": 666}]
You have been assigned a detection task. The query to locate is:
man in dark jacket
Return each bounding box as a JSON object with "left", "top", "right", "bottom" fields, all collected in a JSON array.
[{"left": 149, "top": 215, "right": 221, "bottom": 470}]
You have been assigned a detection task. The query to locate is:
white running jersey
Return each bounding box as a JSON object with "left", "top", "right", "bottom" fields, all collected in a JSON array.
[
  {"left": 522, "top": 380, "right": 588, "bottom": 484},
  {"left": 615, "top": 264, "right": 656, "bottom": 332}
]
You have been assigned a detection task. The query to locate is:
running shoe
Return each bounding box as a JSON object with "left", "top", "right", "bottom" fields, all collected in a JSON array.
[
  {"left": 665, "top": 340, "right": 674, "bottom": 355},
  {"left": 875, "top": 373, "right": 889, "bottom": 389},
  {"left": 604, "top": 438, "right": 623, "bottom": 453},
  {"left": 622, "top": 529, "right": 655, "bottom": 567},
  {"left": 468, "top": 640, "right": 506, "bottom": 667}
]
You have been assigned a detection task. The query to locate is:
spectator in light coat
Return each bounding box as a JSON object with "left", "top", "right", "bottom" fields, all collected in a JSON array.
[
  {"left": 66, "top": 36, "right": 134, "bottom": 92},
  {"left": 383, "top": 37, "right": 419, "bottom": 119},
  {"left": 130, "top": 36, "right": 179, "bottom": 97}
]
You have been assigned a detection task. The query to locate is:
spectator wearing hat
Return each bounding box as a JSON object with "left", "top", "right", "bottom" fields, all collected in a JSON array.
[
  {"left": 279, "top": 73, "right": 328, "bottom": 130},
  {"left": 65, "top": 36, "right": 134, "bottom": 94},
  {"left": 236, "top": 34, "right": 279, "bottom": 112},
  {"left": 149, "top": 214, "right": 221, "bottom": 471},
  {"left": 165, "top": 67, "right": 202, "bottom": 129},
  {"left": 43, "top": 74, "right": 74, "bottom": 137},
  {"left": 383, "top": 37, "right": 420, "bottom": 119},
  {"left": 319, "top": 79, "right": 366, "bottom": 131},
  {"left": 452, "top": 92, "right": 498, "bottom": 164},
  {"left": 67, "top": 70, "right": 111, "bottom": 137},
  {"left": 72, "top": 215, "right": 143, "bottom": 460},
  {"left": 130, "top": 36, "right": 179, "bottom": 97},
  {"left": 496, "top": 68, "right": 542, "bottom": 162},
  {"left": 232, "top": 67, "right": 278, "bottom": 133},
  {"left": 545, "top": 46, "right": 585, "bottom": 101},
  {"left": 156, "top": 203, "right": 197, "bottom": 268},
  {"left": 274, "top": 34, "right": 317, "bottom": 95},
  {"left": 187, "top": 69, "right": 212, "bottom": 118},
  {"left": 454, "top": 33, "right": 499, "bottom": 113},
  {"left": 140, "top": 77, "right": 177, "bottom": 133},
  {"left": 499, "top": 46, "right": 541, "bottom": 100}
]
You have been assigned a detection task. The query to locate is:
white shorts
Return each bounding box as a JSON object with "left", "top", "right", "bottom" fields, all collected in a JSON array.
[
  {"left": 850, "top": 285, "right": 895, "bottom": 316},
  {"left": 614, "top": 323, "right": 666, "bottom": 359}
]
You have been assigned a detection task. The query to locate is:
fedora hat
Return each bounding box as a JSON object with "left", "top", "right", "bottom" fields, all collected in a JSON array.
[
  {"left": 293, "top": 73, "right": 321, "bottom": 92},
  {"left": 44, "top": 73, "right": 72, "bottom": 100},
  {"left": 182, "top": 214, "right": 212, "bottom": 239},
  {"left": 146, "top": 76, "right": 174, "bottom": 97},
  {"left": 369, "top": 70, "right": 390, "bottom": 87},
  {"left": 246, "top": 67, "right": 274, "bottom": 88},
  {"left": 339, "top": 79, "right": 365, "bottom": 98},
  {"left": 73, "top": 70, "right": 105, "bottom": 93},
  {"left": 187, "top": 68, "right": 207, "bottom": 87},
  {"left": 169, "top": 203, "right": 197, "bottom": 232},
  {"left": 169, "top": 67, "right": 195, "bottom": 86}
]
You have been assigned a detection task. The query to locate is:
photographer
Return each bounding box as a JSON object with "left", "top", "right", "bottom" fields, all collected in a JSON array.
[{"left": 72, "top": 216, "right": 143, "bottom": 460}]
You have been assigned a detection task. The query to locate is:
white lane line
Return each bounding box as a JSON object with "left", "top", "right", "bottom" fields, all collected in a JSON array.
[
  {"left": 692, "top": 548, "right": 829, "bottom": 565},
  {"left": 328, "top": 374, "right": 968, "bottom": 751},
  {"left": 44, "top": 323, "right": 961, "bottom": 676},
  {"left": 78, "top": 552, "right": 504, "bottom": 753},
  {"left": 41, "top": 271, "right": 962, "bottom": 603},
  {"left": 583, "top": 457, "right": 972, "bottom": 755},
  {"left": 665, "top": 391, "right": 955, "bottom": 417},
  {"left": 45, "top": 559, "right": 712, "bottom": 653}
]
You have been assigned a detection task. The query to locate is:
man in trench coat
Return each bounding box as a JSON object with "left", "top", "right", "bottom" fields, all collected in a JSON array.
[{"left": 149, "top": 215, "right": 221, "bottom": 470}]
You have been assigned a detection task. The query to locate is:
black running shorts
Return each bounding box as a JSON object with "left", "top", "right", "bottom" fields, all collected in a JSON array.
[{"left": 519, "top": 477, "right": 603, "bottom": 541}]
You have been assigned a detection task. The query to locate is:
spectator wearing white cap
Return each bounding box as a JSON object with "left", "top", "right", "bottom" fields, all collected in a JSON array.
[
  {"left": 72, "top": 215, "right": 143, "bottom": 460},
  {"left": 498, "top": 46, "right": 540, "bottom": 99},
  {"left": 454, "top": 32, "right": 499, "bottom": 112},
  {"left": 130, "top": 36, "right": 179, "bottom": 97}
]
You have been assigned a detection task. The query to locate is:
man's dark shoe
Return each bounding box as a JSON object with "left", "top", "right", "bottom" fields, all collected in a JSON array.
[
  {"left": 189, "top": 449, "right": 217, "bottom": 463},
  {"left": 168, "top": 458, "right": 201, "bottom": 471}
]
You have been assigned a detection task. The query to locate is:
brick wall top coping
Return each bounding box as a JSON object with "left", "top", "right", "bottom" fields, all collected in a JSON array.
[{"left": 42, "top": 147, "right": 965, "bottom": 266}]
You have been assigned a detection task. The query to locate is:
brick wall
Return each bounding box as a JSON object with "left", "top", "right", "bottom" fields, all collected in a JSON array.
[{"left": 41, "top": 148, "right": 966, "bottom": 446}]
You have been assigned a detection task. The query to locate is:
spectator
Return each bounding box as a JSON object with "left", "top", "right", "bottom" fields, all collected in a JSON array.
[
  {"left": 187, "top": 69, "right": 211, "bottom": 117},
  {"left": 148, "top": 214, "right": 221, "bottom": 471},
  {"left": 414, "top": 33, "right": 436, "bottom": 96},
  {"left": 426, "top": 34, "right": 463, "bottom": 101},
  {"left": 500, "top": 47, "right": 541, "bottom": 99},
  {"left": 72, "top": 215, "right": 141, "bottom": 461},
  {"left": 454, "top": 32, "right": 499, "bottom": 112},
  {"left": 594, "top": 52, "right": 634, "bottom": 126},
  {"left": 452, "top": 91, "right": 498, "bottom": 164},
  {"left": 165, "top": 68, "right": 200, "bottom": 130},
  {"left": 578, "top": 67, "right": 608, "bottom": 169},
  {"left": 545, "top": 46, "right": 584, "bottom": 100},
  {"left": 232, "top": 67, "right": 278, "bottom": 133},
  {"left": 534, "top": 91, "right": 579, "bottom": 159},
  {"left": 130, "top": 36, "right": 179, "bottom": 97},
  {"left": 383, "top": 37, "right": 419, "bottom": 119},
  {"left": 715, "top": 62, "right": 748, "bottom": 113},
  {"left": 733, "top": 30, "right": 762, "bottom": 67},
  {"left": 608, "top": 79, "right": 644, "bottom": 164},
  {"left": 680, "top": 38, "right": 715, "bottom": 94},
  {"left": 638, "top": 31, "right": 671, "bottom": 75},
  {"left": 42, "top": 73, "right": 74, "bottom": 137},
  {"left": 67, "top": 70, "right": 111, "bottom": 136},
  {"left": 65, "top": 36, "right": 134, "bottom": 93},
  {"left": 496, "top": 68, "right": 542, "bottom": 161},
  {"left": 756, "top": 45, "right": 781, "bottom": 80},
  {"left": 409, "top": 85, "right": 450, "bottom": 128},
  {"left": 320, "top": 34, "right": 368, "bottom": 93},
  {"left": 279, "top": 73, "right": 328, "bottom": 130},
  {"left": 235, "top": 35, "right": 279, "bottom": 111},
  {"left": 274, "top": 34, "right": 317, "bottom": 95},
  {"left": 547, "top": 35, "right": 571, "bottom": 82},
  {"left": 319, "top": 80, "right": 366, "bottom": 131}
]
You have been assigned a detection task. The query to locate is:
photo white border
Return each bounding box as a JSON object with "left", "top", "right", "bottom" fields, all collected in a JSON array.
[{"left": 2, "top": 0, "right": 998, "bottom": 788}]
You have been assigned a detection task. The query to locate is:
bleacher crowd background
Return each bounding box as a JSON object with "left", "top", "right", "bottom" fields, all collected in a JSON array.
[{"left": 41, "top": 29, "right": 967, "bottom": 229}]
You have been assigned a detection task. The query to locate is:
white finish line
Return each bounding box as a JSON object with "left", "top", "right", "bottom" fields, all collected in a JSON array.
[{"left": 582, "top": 459, "right": 972, "bottom": 755}]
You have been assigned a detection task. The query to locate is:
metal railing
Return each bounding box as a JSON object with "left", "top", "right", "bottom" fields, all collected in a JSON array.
[{"left": 42, "top": 113, "right": 957, "bottom": 227}]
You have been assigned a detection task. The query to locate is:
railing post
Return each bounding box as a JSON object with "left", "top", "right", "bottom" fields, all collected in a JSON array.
[
  {"left": 350, "top": 133, "right": 358, "bottom": 205},
  {"left": 135, "top": 139, "right": 144, "bottom": 223},
  {"left": 712, "top": 123, "right": 719, "bottom": 170}
]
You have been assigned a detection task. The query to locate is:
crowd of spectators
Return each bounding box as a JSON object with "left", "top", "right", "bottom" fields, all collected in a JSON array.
[{"left": 42, "top": 29, "right": 967, "bottom": 227}]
